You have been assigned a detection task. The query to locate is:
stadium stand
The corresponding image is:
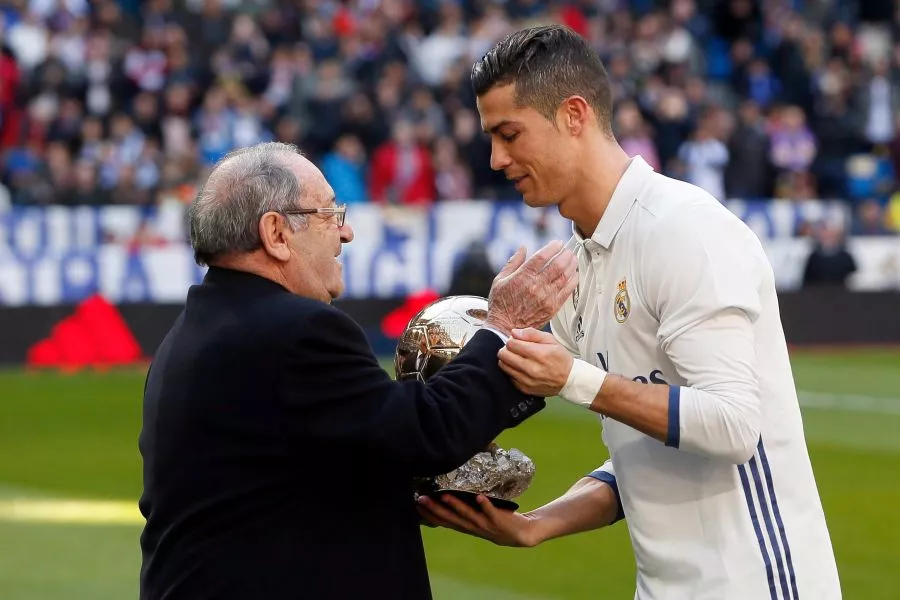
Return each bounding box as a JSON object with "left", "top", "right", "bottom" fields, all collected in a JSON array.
[{"left": 0, "top": 0, "right": 896, "bottom": 234}]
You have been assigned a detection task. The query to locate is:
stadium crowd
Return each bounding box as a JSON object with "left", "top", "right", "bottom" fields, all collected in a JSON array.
[{"left": 0, "top": 0, "right": 898, "bottom": 233}]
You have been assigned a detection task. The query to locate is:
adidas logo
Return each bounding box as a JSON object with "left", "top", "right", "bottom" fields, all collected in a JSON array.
[{"left": 26, "top": 295, "right": 145, "bottom": 371}]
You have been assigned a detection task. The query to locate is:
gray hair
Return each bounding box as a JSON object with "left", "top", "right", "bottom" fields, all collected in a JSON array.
[{"left": 189, "top": 142, "right": 308, "bottom": 266}]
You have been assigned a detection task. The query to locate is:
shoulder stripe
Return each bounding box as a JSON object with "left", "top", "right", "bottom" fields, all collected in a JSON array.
[{"left": 758, "top": 439, "right": 800, "bottom": 599}]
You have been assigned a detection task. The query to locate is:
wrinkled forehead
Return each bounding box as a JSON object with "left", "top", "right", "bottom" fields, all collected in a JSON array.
[{"left": 293, "top": 157, "right": 336, "bottom": 208}]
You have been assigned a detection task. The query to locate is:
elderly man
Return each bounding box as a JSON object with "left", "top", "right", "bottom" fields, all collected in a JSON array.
[{"left": 138, "top": 142, "right": 577, "bottom": 600}]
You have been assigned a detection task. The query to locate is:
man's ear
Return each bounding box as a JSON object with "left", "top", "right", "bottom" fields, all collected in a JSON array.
[
  {"left": 560, "top": 96, "right": 592, "bottom": 136},
  {"left": 259, "top": 212, "right": 292, "bottom": 262}
]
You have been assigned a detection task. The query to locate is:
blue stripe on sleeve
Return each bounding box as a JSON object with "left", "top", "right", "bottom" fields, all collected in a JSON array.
[
  {"left": 749, "top": 456, "right": 792, "bottom": 600},
  {"left": 738, "top": 463, "right": 778, "bottom": 600},
  {"left": 665, "top": 385, "right": 681, "bottom": 448},
  {"left": 758, "top": 439, "right": 800, "bottom": 599},
  {"left": 587, "top": 470, "right": 625, "bottom": 524}
]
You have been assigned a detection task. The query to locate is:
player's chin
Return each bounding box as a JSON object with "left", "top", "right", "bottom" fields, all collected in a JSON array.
[{"left": 520, "top": 192, "right": 553, "bottom": 208}]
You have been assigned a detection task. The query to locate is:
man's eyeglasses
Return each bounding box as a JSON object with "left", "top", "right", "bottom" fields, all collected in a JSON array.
[{"left": 284, "top": 204, "right": 348, "bottom": 227}]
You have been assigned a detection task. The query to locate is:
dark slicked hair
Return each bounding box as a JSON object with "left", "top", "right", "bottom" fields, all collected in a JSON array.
[{"left": 472, "top": 25, "right": 613, "bottom": 134}]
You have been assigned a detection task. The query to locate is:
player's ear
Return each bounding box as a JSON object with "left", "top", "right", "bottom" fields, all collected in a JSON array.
[{"left": 561, "top": 96, "right": 591, "bottom": 136}]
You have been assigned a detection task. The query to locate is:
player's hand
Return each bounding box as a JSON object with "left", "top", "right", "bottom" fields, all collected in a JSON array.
[
  {"left": 498, "top": 328, "right": 573, "bottom": 397},
  {"left": 485, "top": 241, "right": 577, "bottom": 337},
  {"left": 416, "top": 493, "right": 541, "bottom": 548}
]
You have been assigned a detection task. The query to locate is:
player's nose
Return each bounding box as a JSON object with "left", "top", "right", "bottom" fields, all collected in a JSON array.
[{"left": 490, "top": 142, "right": 512, "bottom": 171}]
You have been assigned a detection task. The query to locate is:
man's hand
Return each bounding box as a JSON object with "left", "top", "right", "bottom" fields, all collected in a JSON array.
[
  {"left": 498, "top": 328, "right": 574, "bottom": 397},
  {"left": 416, "top": 493, "right": 540, "bottom": 548},
  {"left": 485, "top": 241, "right": 577, "bottom": 337}
]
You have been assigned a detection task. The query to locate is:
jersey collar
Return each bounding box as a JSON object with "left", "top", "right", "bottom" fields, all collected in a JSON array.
[{"left": 571, "top": 156, "right": 654, "bottom": 250}]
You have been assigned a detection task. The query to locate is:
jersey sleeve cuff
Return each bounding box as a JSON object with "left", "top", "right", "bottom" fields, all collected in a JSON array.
[
  {"left": 666, "top": 385, "right": 681, "bottom": 448},
  {"left": 587, "top": 469, "right": 625, "bottom": 523}
]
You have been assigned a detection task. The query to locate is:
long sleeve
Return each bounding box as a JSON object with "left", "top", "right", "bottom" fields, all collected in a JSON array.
[
  {"left": 586, "top": 459, "right": 624, "bottom": 523},
  {"left": 281, "top": 304, "right": 544, "bottom": 476},
  {"left": 641, "top": 204, "right": 765, "bottom": 464}
]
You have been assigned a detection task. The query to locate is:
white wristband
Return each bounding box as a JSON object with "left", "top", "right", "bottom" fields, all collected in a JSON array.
[{"left": 559, "top": 358, "right": 607, "bottom": 409}]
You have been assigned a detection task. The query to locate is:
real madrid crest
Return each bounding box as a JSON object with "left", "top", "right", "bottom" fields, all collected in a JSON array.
[{"left": 614, "top": 278, "right": 630, "bottom": 324}]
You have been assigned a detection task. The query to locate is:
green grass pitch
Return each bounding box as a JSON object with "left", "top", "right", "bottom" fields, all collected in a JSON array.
[{"left": 0, "top": 349, "right": 898, "bottom": 599}]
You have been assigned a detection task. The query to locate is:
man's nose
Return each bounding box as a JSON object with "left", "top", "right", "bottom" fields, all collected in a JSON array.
[
  {"left": 340, "top": 223, "right": 354, "bottom": 243},
  {"left": 490, "top": 142, "right": 512, "bottom": 171}
]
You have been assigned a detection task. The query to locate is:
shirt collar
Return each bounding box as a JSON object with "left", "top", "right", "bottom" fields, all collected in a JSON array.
[
  {"left": 571, "top": 156, "right": 654, "bottom": 250},
  {"left": 202, "top": 266, "right": 289, "bottom": 296}
]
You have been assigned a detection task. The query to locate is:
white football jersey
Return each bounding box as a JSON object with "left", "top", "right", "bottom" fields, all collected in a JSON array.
[{"left": 550, "top": 157, "right": 840, "bottom": 600}]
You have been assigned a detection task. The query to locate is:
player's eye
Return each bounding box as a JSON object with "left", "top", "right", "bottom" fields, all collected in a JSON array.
[{"left": 501, "top": 132, "right": 520, "bottom": 143}]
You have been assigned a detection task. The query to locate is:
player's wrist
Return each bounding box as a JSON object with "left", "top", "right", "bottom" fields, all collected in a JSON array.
[
  {"left": 517, "top": 511, "right": 545, "bottom": 548},
  {"left": 558, "top": 359, "right": 607, "bottom": 409}
]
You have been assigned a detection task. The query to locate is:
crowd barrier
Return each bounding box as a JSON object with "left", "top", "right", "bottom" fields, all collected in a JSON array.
[
  {"left": 1, "top": 199, "right": 896, "bottom": 307},
  {"left": 0, "top": 288, "right": 897, "bottom": 366}
]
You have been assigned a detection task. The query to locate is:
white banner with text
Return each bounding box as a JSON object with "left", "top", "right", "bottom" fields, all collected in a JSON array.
[{"left": 0, "top": 200, "right": 894, "bottom": 306}]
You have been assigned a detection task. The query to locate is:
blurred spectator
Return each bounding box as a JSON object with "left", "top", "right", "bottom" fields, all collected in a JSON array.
[
  {"left": 771, "top": 15, "right": 815, "bottom": 112},
  {"left": 68, "top": 159, "right": 109, "bottom": 205},
  {"left": 47, "top": 96, "right": 84, "bottom": 145},
  {"left": 109, "top": 163, "right": 152, "bottom": 205},
  {"left": 744, "top": 59, "right": 781, "bottom": 109},
  {"left": 432, "top": 135, "right": 472, "bottom": 201},
  {"left": 859, "top": 58, "right": 899, "bottom": 148},
  {"left": 402, "top": 86, "right": 448, "bottom": 142},
  {"left": 3, "top": 139, "right": 46, "bottom": 204},
  {"left": 409, "top": 0, "right": 468, "bottom": 87},
  {"left": 725, "top": 100, "right": 772, "bottom": 199},
  {"left": 852, "top": 199, "right": 892, "bottom": 236},
  {"left": 322, "top": 134, "right": 369, "bottom": 204},
  {"left": 43, "top": 139, "right": 72, "bottom": 198},
  {"left": 369, "top": 120, "right": 435, "bottom": 205},
  {"left": 845, "top": 149, "right": 894, "bottom": 203},
  {"left": 451, "top": 108, "right": 509, "bottom": 199},
  {"left": 7, "top": 11, "right": 50, "bottom": 72},
  {"left": 770, "top": 105, "right": 817, "bottom": 176},
  {"left": 336, "top": 92, "right": 382, "bottom": 152},
  {"left": 195, "top": 86, "right": 235, "bottom": 166},
  {"left": 889, "top": 114, "right": 900, "bottom": 182},
  {"left": 123, "top": 28, "right": 168, "bottom": 93},
  {"left": 811, "top": 92, "right": 864, "bottom": 199},
  {"left": 615, "top": 100, "right": 660, "bottom": 171},
  {"left": 647, "top": 88, "right": 691, "bottom": 176},
  {"left": 714, "top": 0, "right": 761, "bottom": 43},
  {"left": 886, "top": 192, "right": 900, "bottom": 233},
  {"left": 802, "top": 224, "right": 857, "bottom": 288},
  {"left": 676, "top": 109, "right": 729, "bottom": 201}
]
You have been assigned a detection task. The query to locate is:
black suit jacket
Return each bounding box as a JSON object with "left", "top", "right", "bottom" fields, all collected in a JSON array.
[{"left": 138, "top": 267, "right": 544, "bottom": 599}]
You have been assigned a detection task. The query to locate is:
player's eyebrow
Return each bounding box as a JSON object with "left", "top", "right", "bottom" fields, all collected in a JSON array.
[{"left": 483, "top": 120, "right": 519, "bottom": 134}]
